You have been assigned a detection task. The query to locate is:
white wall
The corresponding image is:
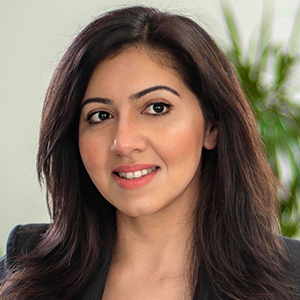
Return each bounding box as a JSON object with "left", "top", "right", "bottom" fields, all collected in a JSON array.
[{"left": 1, "top": 0, "right": 299, "bottom": 253}]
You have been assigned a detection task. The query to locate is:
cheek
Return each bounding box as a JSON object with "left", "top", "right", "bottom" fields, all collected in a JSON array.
[
  {"left": 154, "top": 119, "right": 204, "bottom": 165},
  {"left": 79, "top": 134, "right": 107, "bottom": 174}
]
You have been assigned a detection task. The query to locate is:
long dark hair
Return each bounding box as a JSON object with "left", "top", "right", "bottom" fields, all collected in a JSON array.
[{"left": 0, "top": 6, "right": 296, "bottom": 300}]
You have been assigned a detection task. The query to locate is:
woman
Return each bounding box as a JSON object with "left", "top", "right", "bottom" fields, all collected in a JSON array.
[{"left": 0, "top": 5, "right": 299, "bottom": 300}]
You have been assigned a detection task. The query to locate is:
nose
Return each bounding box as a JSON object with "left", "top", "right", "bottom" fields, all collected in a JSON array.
[{"left": 110, "top": 116, "right": 147, "bottom": 156}]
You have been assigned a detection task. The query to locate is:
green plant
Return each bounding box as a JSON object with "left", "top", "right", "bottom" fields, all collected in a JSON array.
[{"left": 220, "top": 1, "right": 300, "bottom": 237}]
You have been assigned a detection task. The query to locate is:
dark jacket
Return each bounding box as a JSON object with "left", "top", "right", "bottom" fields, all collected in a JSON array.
[{"left": 1, "top": 224, "right": 300, "bottom": 299}]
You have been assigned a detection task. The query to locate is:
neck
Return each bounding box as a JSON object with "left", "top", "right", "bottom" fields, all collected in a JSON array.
[{"left": 112, "top": 202, "right": 194, "bottom": 277}]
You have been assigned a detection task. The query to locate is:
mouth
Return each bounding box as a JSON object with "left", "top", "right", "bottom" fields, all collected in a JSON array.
[
  {"left": 112, "top": 165, "right": 159, "bottom": 189},
  {"left": 114, "top": 167, "right": 158, "bottom": 180}
]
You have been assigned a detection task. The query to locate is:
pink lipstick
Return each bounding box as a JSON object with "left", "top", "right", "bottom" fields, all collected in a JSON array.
[{"left": 112, "top": 164, "right": 159, "bottom": 189}]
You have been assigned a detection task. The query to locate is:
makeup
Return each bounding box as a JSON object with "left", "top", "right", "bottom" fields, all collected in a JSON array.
[{"left": 112, "top": 164, "right": 159, "bottom": 189}]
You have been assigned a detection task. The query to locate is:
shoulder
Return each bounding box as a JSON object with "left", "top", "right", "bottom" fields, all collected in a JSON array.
[
  {"left": 0, "top": 223, "right": 49, "bottom": 280},
  {"left": 282, "top": 236, "right": 300, "bottom": 265},
  {"left": 281, "top": 236, "right": 300, "bottom": 294},
  {"left": 5, "top": 223, "right": 49, "bottom": 258}
]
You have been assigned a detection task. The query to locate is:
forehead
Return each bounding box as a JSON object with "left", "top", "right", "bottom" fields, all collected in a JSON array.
[{"left": 83, "top": 47, "right": 186, "bottom": 100}]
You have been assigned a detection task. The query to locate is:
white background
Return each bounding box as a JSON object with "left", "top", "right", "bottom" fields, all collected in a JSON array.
[{"left": 1, "top": 0, "right": 299, "bottom": 253}]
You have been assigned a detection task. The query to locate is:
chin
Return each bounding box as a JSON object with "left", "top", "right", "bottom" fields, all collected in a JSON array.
[{"left": 115, "top": 199, "right": 165, "bottom": 219}]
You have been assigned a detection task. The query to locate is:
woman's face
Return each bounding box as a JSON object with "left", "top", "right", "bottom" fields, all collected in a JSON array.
[{"left": 79, "top": 47, "right": 217, "bottom": 218}]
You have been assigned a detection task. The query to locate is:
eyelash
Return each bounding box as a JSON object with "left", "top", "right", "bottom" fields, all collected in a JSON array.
[
  {"left": 142, "top": 101, "right": 172, "bottom": 116},
  {"left": 85, "top": 101, "right": 172, "bottom": 125},
  {"left": 85, "top": 111, "right": 113, "bottom": 125}
]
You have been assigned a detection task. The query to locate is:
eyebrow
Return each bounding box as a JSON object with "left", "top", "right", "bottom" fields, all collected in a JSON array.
[
  {"left": 80, "top": 85, "right": 180, "bottom": 110},
  {"left": 130, "top": 85, "right": 180, "bottom": 100},
  {"left": 80, "top": 97, "right": 112, "bottom": 110}
]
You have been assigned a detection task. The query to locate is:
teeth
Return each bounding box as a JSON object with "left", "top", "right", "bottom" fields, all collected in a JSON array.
[
  {"left": 134, "top": 171, "right": 141, "bottom": 178},
  {"left": 118, "top": 167, "right": 157, "bottom": 179},
  {"left": 127, "top": 172, "right": 133, "bottom": 179}
]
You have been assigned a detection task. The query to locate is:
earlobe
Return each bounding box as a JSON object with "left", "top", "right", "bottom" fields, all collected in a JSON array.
[{"left": 203, "top": 124, "right": 218, "bottom": 150}]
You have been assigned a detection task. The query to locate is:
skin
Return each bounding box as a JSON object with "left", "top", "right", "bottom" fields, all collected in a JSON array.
[{"left": 79, "top": 47, "right": 217, "bottom": 299}]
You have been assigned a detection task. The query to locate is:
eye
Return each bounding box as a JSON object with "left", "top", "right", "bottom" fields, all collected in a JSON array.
[
  {"left": 143, "top": 102, "right": 172, "bottom": 115},
  {"left": 86, "top": 111, "right": 113, "bottom": 124}
]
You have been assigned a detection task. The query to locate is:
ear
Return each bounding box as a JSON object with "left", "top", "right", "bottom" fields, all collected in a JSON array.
[{"left": 203, "top": 123, "right": 218, "bottom": 150}]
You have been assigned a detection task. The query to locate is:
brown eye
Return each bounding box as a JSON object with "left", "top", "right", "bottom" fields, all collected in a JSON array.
[
  {"left": 152, "top": 104, "right": 164, "bottom": 113},
  {"left": 144, "top": 102, "right": 172, "bottom": 115},
  {"left": 87, "top": 111, "right": 113, "bottom": 124}
]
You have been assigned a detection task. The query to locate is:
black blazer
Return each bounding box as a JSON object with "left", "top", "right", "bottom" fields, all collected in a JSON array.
[{"left": 1, "top": 224, "right": 300, "bottom": 299}]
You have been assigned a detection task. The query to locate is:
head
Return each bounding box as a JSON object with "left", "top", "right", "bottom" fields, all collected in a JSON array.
[{"left": 38, "top": 6, "right": 257, "bottom": 219}]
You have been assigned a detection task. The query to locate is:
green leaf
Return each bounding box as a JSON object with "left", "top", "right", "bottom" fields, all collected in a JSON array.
[
  {"left": 220, "top": 1, "right": 242, "bottom": 60},
  {"left": 251, "top": 1, "right": 273, "bottom": 79}
]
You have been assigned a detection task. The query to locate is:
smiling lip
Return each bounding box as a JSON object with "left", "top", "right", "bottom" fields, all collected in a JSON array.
[
  {"left": 113, "top": 164, "right": 157, "bottom": 173},
  {"left": 112, "top": 164, "right": 159, "bottom": 189}
]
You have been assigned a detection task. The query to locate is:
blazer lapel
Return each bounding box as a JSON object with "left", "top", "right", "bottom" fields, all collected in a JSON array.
[{"left": 80, "top": 257, "right": 110, "bottom": 300}]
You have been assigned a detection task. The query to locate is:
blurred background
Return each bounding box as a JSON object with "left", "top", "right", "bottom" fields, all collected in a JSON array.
[{"left": 0, "top": 0, "right": 299, "bottom": 254}]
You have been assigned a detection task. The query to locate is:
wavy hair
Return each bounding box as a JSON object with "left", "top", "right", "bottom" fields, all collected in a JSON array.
[{"left": 0, "top": 6, "right": 296, "bottom": 300}]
